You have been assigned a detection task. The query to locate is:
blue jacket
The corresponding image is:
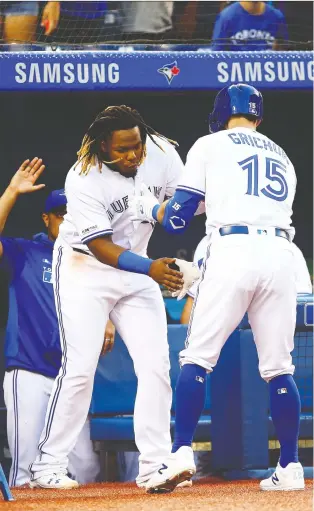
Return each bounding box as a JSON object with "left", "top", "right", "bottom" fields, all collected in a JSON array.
[{"left": 1, "top": 233, "right": 61, "bottom": 378}]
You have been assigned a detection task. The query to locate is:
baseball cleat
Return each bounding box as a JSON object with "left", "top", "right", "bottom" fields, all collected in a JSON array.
[
  {"left": 260, "top": 462, "right": 305, "bottom": 491},
  {"left": 177, "top": 479, "right": 193, "bottom": 488},
  {"left": 145, "top": 446, "right": 196, "bottom": 494},
  {"left": 138, "top": 478, "right": 193, "bottom": 491},
  {"left": 29, "top": 473, "right": 79, "bottom": 489}
]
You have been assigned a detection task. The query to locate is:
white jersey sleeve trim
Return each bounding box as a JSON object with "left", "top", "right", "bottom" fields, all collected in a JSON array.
[{"left": 82, "top": 229, "right": 113, "bottom": 244}]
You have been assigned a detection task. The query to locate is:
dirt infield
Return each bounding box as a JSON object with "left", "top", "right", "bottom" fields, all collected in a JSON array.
[{"left": 2, "top": 478, "right": 312, "bottom": 511}]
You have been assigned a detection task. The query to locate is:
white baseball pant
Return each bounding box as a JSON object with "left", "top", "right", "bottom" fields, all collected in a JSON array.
[
  {"left": 3, "top": 369, "right": 100, "bottom": 486},
  {"left": 30, "top": 243, "right": 172, "bottom": 484},
  {"left": 180, "top": 231, "right": 297, "bottom": 382}
]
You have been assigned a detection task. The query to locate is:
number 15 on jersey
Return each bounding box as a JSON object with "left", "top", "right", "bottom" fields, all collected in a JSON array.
[{"left": 239, "top": 155, "right": 288, "bottom": 202}]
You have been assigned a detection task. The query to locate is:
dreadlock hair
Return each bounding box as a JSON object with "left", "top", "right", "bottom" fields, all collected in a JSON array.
[{"left": 76, "top": 105, "right": 178, "bottom": 175}]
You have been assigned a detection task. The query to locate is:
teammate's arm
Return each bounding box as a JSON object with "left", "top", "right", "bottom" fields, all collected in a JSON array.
[
  {"left": 154, "top": 190, "right": 201, "bottom": 233},
  {"left": 69, "top": 179, "right": 183, "bottom": 292},
  {"left": 88, "top": 236, "right": 183, "bottom": 292},
  {"left": 180, "top": 296, "right": 194, "bottom": 324},
  {"left": 130, "top": 139, "right": 206, "bottom": 233},
  {"left": 0, "top": 158, "right": 45, "bottom": 259}
]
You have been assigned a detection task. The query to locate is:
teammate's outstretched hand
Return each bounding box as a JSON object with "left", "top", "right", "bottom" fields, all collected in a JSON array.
[
  {"left": 149, "top": 258, "right": 184, "bottom": 292},
  {"left": 9, "top": 158, "right": 45, "bottom": 195}
]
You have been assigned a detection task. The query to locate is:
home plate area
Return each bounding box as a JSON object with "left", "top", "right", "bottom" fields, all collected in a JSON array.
[{"left": 3, "top": 478, "right": 313, "bottom": 511}]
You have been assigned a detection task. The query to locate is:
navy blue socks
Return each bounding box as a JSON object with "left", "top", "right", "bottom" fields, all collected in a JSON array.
[
  {"left": 269, "top": 374, "right": 301, "bottom": 468},
  {"left": 172, "top": 364, "right": 207, "bottom": 453}
]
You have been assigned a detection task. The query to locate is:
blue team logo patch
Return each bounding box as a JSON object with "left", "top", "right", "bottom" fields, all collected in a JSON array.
[
  {"left": 42, "top": 259, "right": 52, "bottom": 284},
  {"left": 158, "top": 61, "right": 180, "bottom": 84}
]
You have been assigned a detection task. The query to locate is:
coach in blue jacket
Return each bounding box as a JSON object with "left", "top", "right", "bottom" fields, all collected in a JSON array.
[{"left": 0, "top": 158, "right": 101, "bottom": 486}]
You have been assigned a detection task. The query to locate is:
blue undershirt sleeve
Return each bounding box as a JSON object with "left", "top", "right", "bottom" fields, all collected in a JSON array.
[{"left": 152, "top": 190, "right": 202, "bottom": 234}]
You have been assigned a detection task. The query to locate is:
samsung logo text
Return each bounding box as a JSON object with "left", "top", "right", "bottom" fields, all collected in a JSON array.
[
  {"left": 15, "top": 62, "right": 120, "bottom": 84},
  {"left": 217, "top": 60, "right": 314, "bottom": 83}
]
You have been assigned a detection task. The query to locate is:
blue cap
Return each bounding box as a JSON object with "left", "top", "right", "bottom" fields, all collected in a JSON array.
[{"left": 44, "top": 189, "right": 67, "bottom": 213}]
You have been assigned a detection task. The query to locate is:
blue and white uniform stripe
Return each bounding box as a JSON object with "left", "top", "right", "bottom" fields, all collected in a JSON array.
[
  {"left": 11, "top": 369, "right": 19, "bottom": 486},
  {"left": 30, "top": 246, "right": 67, "bottom": 477},
  {"left": 81, "top": 229, "right": 113, "bottom": 244}
]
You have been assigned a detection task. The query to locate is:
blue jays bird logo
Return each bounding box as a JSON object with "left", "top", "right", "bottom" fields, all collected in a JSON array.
[{"left": 158, "top": 61, "right": 180, "bottom": 84}]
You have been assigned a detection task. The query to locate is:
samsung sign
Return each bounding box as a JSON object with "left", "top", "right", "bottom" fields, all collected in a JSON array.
[
  {"left": 0, "top": 51, "right": 312, "bottom": 90},
  {"left": 14, "top": 62, "right": 120, "bottom": 84},
  {"left": 217, "top": 60, "right": 314, "bottom": 83}
]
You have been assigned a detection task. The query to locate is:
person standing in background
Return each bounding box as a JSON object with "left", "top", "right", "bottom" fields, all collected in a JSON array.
[
  {"left": 0, "top": 158, "right": 102, "bottom": 486},
  {"left": 121, "top": 1, "right": 174, "bottom": 41},
  {"left": 211, "top": 1, "right": 288, "bottom": 51},
  {"left": 41, "top": 1, "right": 109, "bottom": 43},
  {"left": 0, "top": 1, "right": 40, "bottom": 42}
]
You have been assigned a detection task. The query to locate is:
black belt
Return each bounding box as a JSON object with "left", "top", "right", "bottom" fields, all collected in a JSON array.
[{"left": 219, "top": 226, "right": 290, "bottom": 241}]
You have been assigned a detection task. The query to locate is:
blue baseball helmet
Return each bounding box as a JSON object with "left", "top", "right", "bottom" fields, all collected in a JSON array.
[{"left": 208, "top": 83, "right": 263, "bottom": 134}]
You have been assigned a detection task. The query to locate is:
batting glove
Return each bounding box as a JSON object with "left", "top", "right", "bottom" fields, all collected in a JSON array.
[
  {"left": 171, "top": 258, "right": 201, "bottom": 300},
  {"left": 129, "top": 183, "right": 159, "bottom": 223}
]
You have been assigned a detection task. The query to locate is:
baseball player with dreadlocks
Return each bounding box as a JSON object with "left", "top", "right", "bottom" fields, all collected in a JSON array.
[
  {"left": 130, "top": 84, "right": 305, "bottom": 493},
  {"left": 29, "top": 105, "right": 197, "bottom": 490}
]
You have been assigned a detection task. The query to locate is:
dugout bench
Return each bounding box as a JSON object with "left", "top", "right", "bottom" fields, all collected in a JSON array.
[{"left": 90, "top": 295, "right": 313, "bottom": 480}]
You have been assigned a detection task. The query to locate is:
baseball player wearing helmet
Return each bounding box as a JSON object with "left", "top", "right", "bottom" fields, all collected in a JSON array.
[
  {"left": 130, "top": 84, "right": 305, "bottom": 493},
  {"left": 0, "top": 160, "right": 101, "bottom": 486},
  {"left": 29, "top": 106, "right": 198, "bottom": 490}
]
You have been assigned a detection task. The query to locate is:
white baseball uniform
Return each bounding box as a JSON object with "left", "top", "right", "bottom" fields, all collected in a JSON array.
[
  {"left": 3, "top": 370, "right": 100, "bottom": 486},
  {"left": 177, "top": 127, "right": 298, "bottom": 381},
  {"left": 30, "top": 136, "right": 184, "bottom": 485},
  {"left": 291, "top": 243, "right": 312, "bottom": 294},
  {"left": 188, "top": 237, "right": 312, "bottom": 299}
]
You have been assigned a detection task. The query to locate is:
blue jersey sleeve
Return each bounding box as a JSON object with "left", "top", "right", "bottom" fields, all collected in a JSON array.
[
  {"left": 275, "top": 10, "right": 288, "bottom": 41},
  {"left": 154, "top": 190, "right": 201, "bottom": 234},
  {"left": 211, "top": 12, "right": 230, "bottom": 50},
  {"left": 0, "top": 237, "right": 27, "bottom": 276}
]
